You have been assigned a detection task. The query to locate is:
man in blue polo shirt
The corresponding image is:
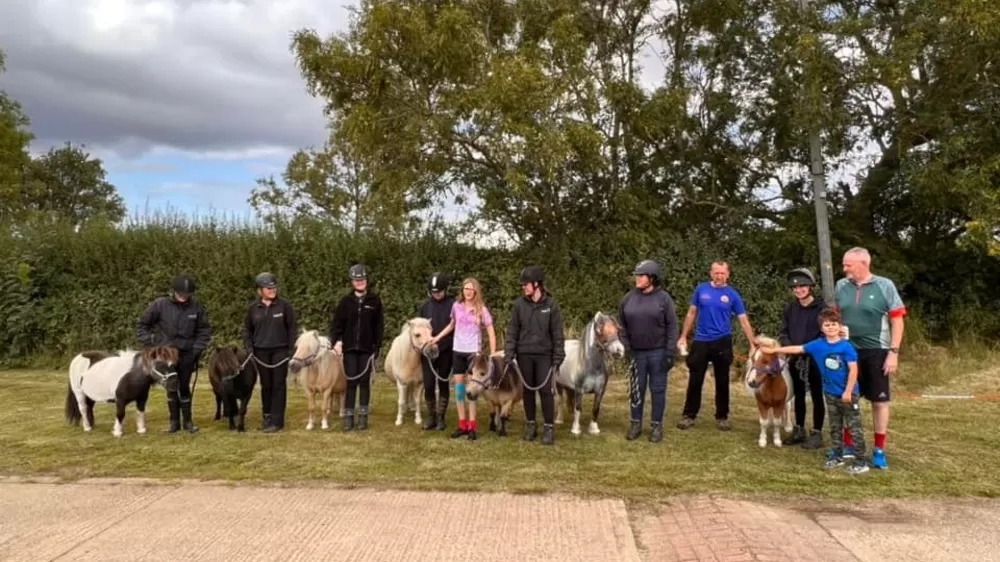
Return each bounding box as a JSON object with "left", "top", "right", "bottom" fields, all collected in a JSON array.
[{"left": 677, "top": 261, "right": 759, "bottom": 431}]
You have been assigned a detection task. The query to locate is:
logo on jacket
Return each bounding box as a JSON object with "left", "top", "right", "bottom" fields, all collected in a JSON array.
[
  {"left": 720, "top": 295, "right": 730, "bottom": 303},
  {"left": 188, "top": 314, "right": 197, "bottom": 319},
  {"left": 273, "top": 312, "right": 284, "bottom": 318}
]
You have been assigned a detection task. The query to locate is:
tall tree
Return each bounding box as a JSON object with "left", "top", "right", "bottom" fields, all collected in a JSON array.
[
  {"left": 23, "top": 142, "right": 126, "bottom": 226},
  {"left": 0, "top": 48, "right": 35, "bottom": 224},
  {"left": 250, "top": 129, "right": 418, "bottom": 234}
]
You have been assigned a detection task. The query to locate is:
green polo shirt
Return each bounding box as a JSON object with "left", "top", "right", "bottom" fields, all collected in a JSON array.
[{"left": 834, "top": 275, "right": 907, "bottom": 350}]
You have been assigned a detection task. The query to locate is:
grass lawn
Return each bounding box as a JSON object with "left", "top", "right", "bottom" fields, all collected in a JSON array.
[{"left": 1, "top": 344, "right": 997, "bottom": 502}]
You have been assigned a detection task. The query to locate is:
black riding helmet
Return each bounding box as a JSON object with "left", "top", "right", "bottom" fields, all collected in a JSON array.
[
  {"left": 786, "top": 267, "right": 817, "bottom": 287},
  {"left": 519, "top": 265, "right": 544, "bottom": 285},
  {"left": 427, "top": 272, "right": 450, "bottom": 293},
  {"left": 349, "top": 264, "right": 368, "bottom": 280},
  {"left": 255, "top": 272, "right": 278, "bottom": 288},
  {"left": 632, "top": 259, "right": 662, "bottom": 285},
  {"left": 171, "top": 275, "right": 196, "bottom": 297}
]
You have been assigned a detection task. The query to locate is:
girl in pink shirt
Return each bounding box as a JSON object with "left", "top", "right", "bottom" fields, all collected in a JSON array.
[{"left": 430, "top": 277, "right": 497, "bottom": 440}]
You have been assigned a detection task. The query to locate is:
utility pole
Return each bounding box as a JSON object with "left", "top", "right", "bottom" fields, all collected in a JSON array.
[{"left": 799, "top": 0, "right": 835, "bottom": 303}]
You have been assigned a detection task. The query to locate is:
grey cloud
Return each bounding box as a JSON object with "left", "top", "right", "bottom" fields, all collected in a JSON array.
[{"left": 0, "top": 0, "right": 352, "bottom": 159}]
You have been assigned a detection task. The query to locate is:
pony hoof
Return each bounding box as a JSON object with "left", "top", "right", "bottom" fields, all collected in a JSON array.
[
  {"left": 758, "top": 438, "right": 767, "bottom": 448},
  {"left": 588, "top": 423, "right": 600, "bottom": 435},
  {"left": 774, "top": 440, "right": 783, "bottom": 447},
  {"left": 136, "top": 427, "right": 147, "bottom": 435},
  {"left": 113, "top": 431, "right": 123, "bottom": 438},
  {"left": 321, "top": 420, "right": 329, "bottom": 430},
  {"left": 571, "top": 424, "right": 582, "bottom": 436},
  {"left": 306, "top": 422, "right": 314, "bottom": 431},
  {"left": 395, "top": 419, "right": 403, "bottom": 426},
  {"left": 84, "top": 427, "right": 92, "bottom": 432}
]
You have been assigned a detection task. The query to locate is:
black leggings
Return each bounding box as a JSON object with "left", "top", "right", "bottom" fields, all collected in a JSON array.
[
  {"left": 175, "top": 350, "right": 198, "bottom": 402},
  {"left": 344, "top": 351, "right": 374, "bottom": 412},
  {"left": 422, "top": 350, "right": 453, "bottom": 404},
  {"left": 518, "top": 353, "right": 554, "bottom": 424},
  {"left": 257, "top": 348, "right": 290, "bottom": 427},
  {"left": 682, "top": 336, "right": 733, "bottom": 420},
  {"left": 791, "top": 355, "right": 825, "bottom": 431}
]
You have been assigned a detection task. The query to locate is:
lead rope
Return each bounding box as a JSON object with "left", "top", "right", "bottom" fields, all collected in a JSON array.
[
  {"left": 343, "top": 353, "right": 376, "bottom": 381},
  {"left": 626, "top": 357, "right": 642, "bottom": 409},
  {"left": 423, "top": 354, "right": 451, "bottom": 383},
  {"left": 510, "top": 361, "right": 556, "bottom": 392}
]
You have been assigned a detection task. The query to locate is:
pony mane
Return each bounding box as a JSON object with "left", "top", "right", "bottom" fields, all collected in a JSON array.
[{"left": 210, "top": 345, "right": 242, "bottom": 375}]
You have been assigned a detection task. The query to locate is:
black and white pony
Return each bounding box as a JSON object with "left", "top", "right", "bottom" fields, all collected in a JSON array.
[
  {"left": 555, "top": 312, "right": 626, "bottom": 435},
  {"left": 65, "top": 346, "right": 180, "bottom": 437}
]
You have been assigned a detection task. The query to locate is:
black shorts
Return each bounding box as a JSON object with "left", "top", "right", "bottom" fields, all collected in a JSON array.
[
  {"left": 857, "top": 348, "right": 891, "bottom": 402},
  {"left": 452, "top": 352, "right": 475, "bottom": 377}
]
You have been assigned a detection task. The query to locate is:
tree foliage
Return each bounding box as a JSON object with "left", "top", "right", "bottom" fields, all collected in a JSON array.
[{"left": 0, "top": 48, "right": 126, "bottom": 228}]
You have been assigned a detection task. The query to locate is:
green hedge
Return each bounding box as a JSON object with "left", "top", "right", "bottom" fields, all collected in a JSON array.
[{"left": 1, "top": 215, "right": 801, "bottom": 367}]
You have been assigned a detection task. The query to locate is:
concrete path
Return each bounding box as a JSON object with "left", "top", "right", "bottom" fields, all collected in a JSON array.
[{"left": 1, "top": 479, "right": 998, "bottom": 562}]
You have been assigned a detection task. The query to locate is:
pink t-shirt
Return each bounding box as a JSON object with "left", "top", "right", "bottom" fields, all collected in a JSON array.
[{"left": 452, "top": 301, "right": 493, "bottom": 353}]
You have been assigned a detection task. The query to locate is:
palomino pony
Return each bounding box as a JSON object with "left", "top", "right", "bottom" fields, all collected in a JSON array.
[
  {"left": 555, "top": 312, "right": 626, "bottom": 436},
  {"left": 383, "top": 317, "right": 439, "bottom": 426},
  {"left": 289, "top": 329, "right": 347, "bottom": 430},
  {"left": 65, "top": 346, "right": 179, "bottom": 437},
  {"left": 208, "top": 345, "right": 258, "bottom": 432},
  {"left": 744, "top": 335, "right": 794, "bottom": 447},
  {"left": 466, "top": 351, "right": 522, "bottom": 437}
]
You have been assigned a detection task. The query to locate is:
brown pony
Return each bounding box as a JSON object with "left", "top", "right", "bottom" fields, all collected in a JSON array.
[
  {"left": 208, "top": 345, "right": 258, "bottom": 432},
  {"left": 66, "top": 346, "right": 179, "bottom": 438},
  {"left": 466, "top": 351, "right": 523, "bottom": 437},
  {"left": 744, "top": 335, "right": 794, "bottom": 447}
]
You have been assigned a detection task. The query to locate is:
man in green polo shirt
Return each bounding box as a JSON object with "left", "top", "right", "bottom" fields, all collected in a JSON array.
[{"left": 835, "top": 247, "right": 906, "bottom": 471}]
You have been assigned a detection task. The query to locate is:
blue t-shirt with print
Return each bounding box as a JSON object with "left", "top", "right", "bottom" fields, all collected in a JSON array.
[
  {"left": 689, "top": 282, "right": 747, "bottom": 341},
  {"left": 802, "top": 337, "right": 859, "bottom": 396}
]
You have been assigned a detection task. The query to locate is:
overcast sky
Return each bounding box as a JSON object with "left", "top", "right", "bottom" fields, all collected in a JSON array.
[{"left": 0, "top": 0, "right": 357, "bottom": 219}]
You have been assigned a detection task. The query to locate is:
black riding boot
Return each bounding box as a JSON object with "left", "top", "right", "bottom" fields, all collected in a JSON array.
[
  {"left": 180, "top": 400, "right": 199, "bottom": 433},
  {"left": 259, "top": 414, "right": 271, "bottom": 431},
  {"left": 357, "top": 406, "right": 369, "bottom": 431},
  {"left": 435, "top": 397, "right": 447, "bottom": 431},
  {"left": 165, "top": 396, "right": 180, "bottom": 433},
  {"left": 522, "top": 420, "right": 537, "bottom": 442},
  {"left": 541, "top": 423, "right": 555, "bottom": 446},
  {"left": 343, "top": 409, "right": 355, "bottom": 432},
  {"left": 626, "top": 420, "right": 642, "bottom": 441},
  {"left": 789, "top": 425, "right": 807, "bottom": 445},
  {"left": 422, "top": 401, "right": 437, "bottom": 430}
]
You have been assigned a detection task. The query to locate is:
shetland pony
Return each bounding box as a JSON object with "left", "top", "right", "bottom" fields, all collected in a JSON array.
[
  {"left": 289, "top": 330, "right": 347, "bottom": 430},
  {"left": 65, "top": 346, "right": 179, "bottom": 437},
  {"left": 745, "top": 336, "right": 794, "bottom": 447},
  {"left": 555, "top": 312, "right": 625, "bottom": 435},
  {"left": 383, "top": 318, "right": 439, "bottom": 426},
  {"left": 466, "top": 351, "right": 522, "bottom": 437},
  {"left": 208, "top": 345, "right": 258, "bottom": 432}
]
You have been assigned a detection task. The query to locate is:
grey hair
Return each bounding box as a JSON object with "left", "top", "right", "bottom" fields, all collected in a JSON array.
[{"left": 844, "top": 247, "right": 871, "bottom": 265}]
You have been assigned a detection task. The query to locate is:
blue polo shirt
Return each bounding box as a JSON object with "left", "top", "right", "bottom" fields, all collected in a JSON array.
[{"left": 690, "top": 282, "right": 746, "bottom": 342}]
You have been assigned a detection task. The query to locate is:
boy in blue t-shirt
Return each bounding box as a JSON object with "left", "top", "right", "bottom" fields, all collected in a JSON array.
[{"left": 760, "top": 308, "right": 869, "bottom": 474}]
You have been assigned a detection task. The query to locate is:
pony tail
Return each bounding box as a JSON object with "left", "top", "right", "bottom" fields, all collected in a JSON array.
[{"left": 65, "top": 382, "right": 81, "bottom": 425}]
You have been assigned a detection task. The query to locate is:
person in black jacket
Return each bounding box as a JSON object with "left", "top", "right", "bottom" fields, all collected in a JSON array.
[
  {"left": 136, "top": 274, "right": 212, "bottom": 433},
  {"left": 417, "top": 272, "right": 454, "bottom": 432},
  {"left": 243, "top": 272, "right": 298, "bottom": 433},
  {"left": 330, "top": 263, "right": 385, "bottom": 431},
  {"left": 504, "top": 265, "right": 565, "bottom": 446},
  {"left": 777, "top": 267, "right": 828, "bottom": 449},
  {"left": 618, "top": 260, "right": 679, "bottom": 444}
]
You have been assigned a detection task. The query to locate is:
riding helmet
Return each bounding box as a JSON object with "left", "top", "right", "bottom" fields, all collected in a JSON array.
[
  {"left": 786, "top": 267, "right": 817, "bottom": 287},
  {"left": 171, "top": 275, "right": 196, "bottom": 296},
  {"left": 427, "top": 272, "right": 450, "bottom": 293},
  {"left": 255, "top": 272, "right": 278, "bottom": 288},
  {"left": 632, "top": 259, "right": 662, "bottom": 284},
  {"left": 349, "top": 263, "right": 368, "bottom": 280},
  {"left": 519, "top": 265, "right": 544, "bottom": 285}
]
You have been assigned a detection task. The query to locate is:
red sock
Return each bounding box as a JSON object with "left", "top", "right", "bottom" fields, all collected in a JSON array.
[
  {"left": 469, "top": 419, "right": 477, "bottom": 431},
  {"left": 874, "top": 433, "right": 886, "bottom": 449},
  {"left": 459, "top": 419, "right": 467, "bottom": 431},
  {"left": 843, "top": 427, "right": 854, "bottom": 447}
]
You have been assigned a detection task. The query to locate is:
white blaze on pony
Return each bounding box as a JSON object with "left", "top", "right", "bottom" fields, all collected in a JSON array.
[
  {"left": 65, "top": 346, "right": 179, "bottom": 438},
  {"left": 555, "top": 312, "right": 625, "bottom": 436},
  {"left": 289, "top": 329, "right": 347, "bottom": 431},
  {"left": 383, "top": 317, "right": 439, "bottom": 426},
  {"left": 744, "top": 335, "right": 794, "bottom": 447}
]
